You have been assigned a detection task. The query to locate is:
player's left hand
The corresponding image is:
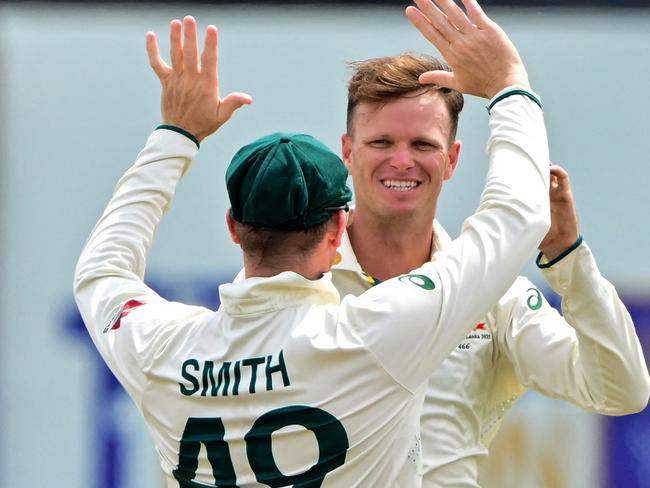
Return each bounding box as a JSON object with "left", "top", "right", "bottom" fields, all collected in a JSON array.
[
  {"left": 405, "top": 0, "right": 530, "bottom": 99},
  {"left": 146, "top": 16, "right": 252, "bottom": 142},
  {"left": 539, "top": 164, "right": 580, "bottom": 260}
]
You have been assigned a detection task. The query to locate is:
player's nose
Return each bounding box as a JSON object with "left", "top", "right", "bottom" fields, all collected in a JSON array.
[{"left": 389, "top": 144, "right": 415, "bottom": 170}]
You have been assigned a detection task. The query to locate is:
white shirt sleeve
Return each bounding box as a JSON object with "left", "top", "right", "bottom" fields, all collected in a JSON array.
[
  {"left": 499, "top": 242, "right": 650, "bottom": 414},
  {"left": 73, "top": 128, "right": 202, "bottom": 404},
  {"left": 343, "top": 89, "right": 551, "bottom": 392}
]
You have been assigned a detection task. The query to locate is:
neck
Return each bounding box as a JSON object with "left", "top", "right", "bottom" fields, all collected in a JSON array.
[
  {"left": 242, "top": 250, "right": 330, "bottom": 281},
  {"left": 243, "top": 258, "right": 326, "bottom": 281},
  {"left": 348, "top": 209, "right": 435, "bottom": 282}
]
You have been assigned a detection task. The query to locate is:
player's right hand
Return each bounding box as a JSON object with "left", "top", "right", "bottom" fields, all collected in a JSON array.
[
  {"left": 539, "top": 164, "right": 580, "bottom": 261},
  {"left": 146, "top": 16, "right": 252, "bottom": 142},
  {"left": 405, "top": 0, "right": 530, "bottom": 99}
]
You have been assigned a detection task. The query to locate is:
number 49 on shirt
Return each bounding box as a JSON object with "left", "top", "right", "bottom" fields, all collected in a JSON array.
[{"left": 173, "top": 405, "right": 349, "bottom": 487}]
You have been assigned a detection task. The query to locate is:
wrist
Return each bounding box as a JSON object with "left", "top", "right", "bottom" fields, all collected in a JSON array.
[
  {"left": 485, "top": 66, "right": 530, "bottom": 100},
  {"left": 156, "top": 124, "right": 200, "bottom": 148},
  {"left": 537, "top": 234, "right": 583, "bottom": 269},
  {"left": 486, "top": 86, "right": 541, "bottom": 114},
  {"left": 539, "top": 234, "right": 579, "bottom": 261}
]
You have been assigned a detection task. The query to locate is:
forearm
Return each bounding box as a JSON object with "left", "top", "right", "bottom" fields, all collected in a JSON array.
[
  {"left": 73, "top": 128, "right": 198, "bottom": 342},
  {"left": 437, "top": 87, "right": 551, "bottom": 350},
  {"left": 439, "top": 88, "right": 550, "bottom": 325},
  {"left": 542, "top": 242, "right": 650, "bottom": 413}
]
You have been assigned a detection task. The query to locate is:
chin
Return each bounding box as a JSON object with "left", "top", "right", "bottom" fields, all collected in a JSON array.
[
  {"left": 385, "top": 195, "right": 422, "bottom": 212},
  {"left": 378, "top": 204, "right": 420, "bottom": 218}
]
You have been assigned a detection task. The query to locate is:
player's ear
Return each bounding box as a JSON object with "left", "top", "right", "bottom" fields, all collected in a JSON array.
[
  {"left": 341, "top": 133, "right": 353, "bottom": 169},
  {"left": 444, "top": 140, "right": 462, "bottom": 181},
  {"left": 328, "top": 210, "right": 347, "bottom": 249},
  {"left": 325, "top": 210, "right": 346, "bottom": 250},
  {"left": 226, "top": 209, "right": 240, "bottom": 245}
]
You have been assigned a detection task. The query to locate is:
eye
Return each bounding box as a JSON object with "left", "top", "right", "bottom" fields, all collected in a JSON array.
[
  {"left": 413, "top": 140, "right": 438, "bottom": 150},
  {"left": 368, "top": 139, "right": 390, "bottom": 147}
]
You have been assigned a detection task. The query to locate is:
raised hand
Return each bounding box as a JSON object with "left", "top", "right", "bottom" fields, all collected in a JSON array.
[
  {"left": 539, "top": 164, "right": 580, "bottom": 261},
  {"left": 405, "top": 0, "right": 529, "bottom": 99},
  {"left": 146, "top": 16, "right": 252, "bottom": 142}
]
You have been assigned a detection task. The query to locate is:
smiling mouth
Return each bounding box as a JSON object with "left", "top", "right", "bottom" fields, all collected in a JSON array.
[{"left": 381, "top": 179, "right": 421, "bottom": 191}]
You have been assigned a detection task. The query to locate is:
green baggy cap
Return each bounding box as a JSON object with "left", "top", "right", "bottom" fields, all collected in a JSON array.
[{"left": 226, "top": 132, "right": 353, "bottom": 230}]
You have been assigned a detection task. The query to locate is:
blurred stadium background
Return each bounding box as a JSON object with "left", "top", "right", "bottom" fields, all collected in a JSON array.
[{"left": 1, "top": 1, "right": 649, "bottom": 487}]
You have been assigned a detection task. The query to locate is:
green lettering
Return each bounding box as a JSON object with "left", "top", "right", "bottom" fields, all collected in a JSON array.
[
  {"left": 265, "top": 350, "right": 290, "bottom": 392},
  {"left": 242, "top": 357, "right": 265, "bottom": 393},
  {"left": 173, "top": 417, "right": 238, "bottom": 488},
  {"left": 201, "top": 361, "right": 231, "bottom": 396},
  {"left": 201, "top": 361, "right": 215, "bottom": 397},
  {"left": 216, "top": 362, "right": 231, "bottom": 396},
  {"left": 232, "top": 361, "right": 241, "bottom": 396},
  {"left": 180, "top": 359, "right": 200, "bottom": 396},
  {"left": 246, "top": 405, "right": 348, "bottom": 487}
]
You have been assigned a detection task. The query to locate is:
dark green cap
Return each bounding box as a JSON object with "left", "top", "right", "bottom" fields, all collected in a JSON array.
[{"left": 226, "top": 132, "right": 353, "bottom": 230}]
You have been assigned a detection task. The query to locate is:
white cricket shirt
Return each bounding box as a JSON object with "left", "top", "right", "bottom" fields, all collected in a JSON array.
[
  {"left": 74, "top": 90, "right": 550, "bottom": 487},
  {"left": 332, "top": 203, "right": 650, "bottom": 488}
]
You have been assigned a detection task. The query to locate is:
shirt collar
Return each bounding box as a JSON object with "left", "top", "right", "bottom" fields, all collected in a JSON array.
[
  {"left": 333, "top": 219, "right": 452, "bottom": 274},
  {"left": 219, "top": 271, "right": 340, "bottom": 315}
]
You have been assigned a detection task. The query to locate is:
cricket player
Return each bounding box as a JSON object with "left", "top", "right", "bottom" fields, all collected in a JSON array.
[
  {"left": 74, "top": 2, "right": 552, "bottom": 486},
  {"left": 332, "top": 0, "right": 650, "bottom": 486}
]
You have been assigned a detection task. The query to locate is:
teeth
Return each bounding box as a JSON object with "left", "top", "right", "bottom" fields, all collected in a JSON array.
[{"left": 382, "top": 179, "right": 419, "bottom": 191}]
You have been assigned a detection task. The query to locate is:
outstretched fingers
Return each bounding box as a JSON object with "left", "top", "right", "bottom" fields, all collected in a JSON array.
[
  {"left": 405, "top": 5, "right": 460, "bottom": 90},
  {"left": 148, "top": 15, "right": 253, "bottom": 141},
  {"left": 412, "top": 0, "right": 456, "bottom": 43},
  {"left": 169, "top": 19, "right": 183, "bottom": 71},
  {"left": 146, "top": 31, "right": 170, "bottom": 78},
  {"left": 201, "top": 25, "right": 218, "bottom": 89},
  {"left": 200, "top": 25, "right": 253, "bottom": 123},
  {"left": 405, "top": 6, "right": 447, "bottom": 53},
  {"left": 434, "top": 0, "right": 475, "bottom": 33},
  {"left": 407, "top": 0, "right": 529, "bottom": 98},
  {"left": 182, "top": 16, "right": 200, "bottom": 74},
  {"left": 461, "top": 0, "right": 490, "bottom": 29}
]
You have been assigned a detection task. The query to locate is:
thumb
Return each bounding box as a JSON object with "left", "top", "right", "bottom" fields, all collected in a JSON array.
[
  {"left": 218, "top": 92, "right": 253, "bottom": 123},
  {"left": 419, "top": 71, "right": 457, "bottom": 91}
]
